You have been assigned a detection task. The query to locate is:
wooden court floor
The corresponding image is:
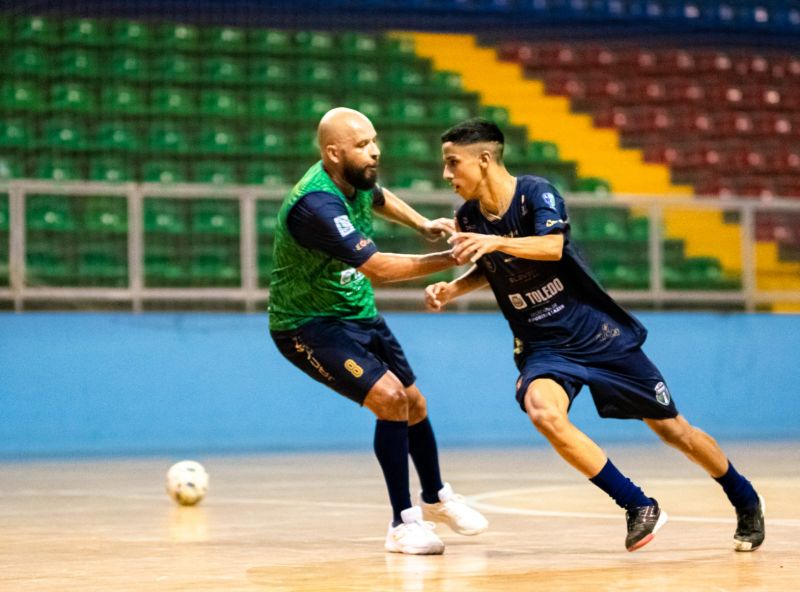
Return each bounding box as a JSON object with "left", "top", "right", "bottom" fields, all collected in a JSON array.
[{"left": 1, "top": 442, "right": 798, "bottom": 591}]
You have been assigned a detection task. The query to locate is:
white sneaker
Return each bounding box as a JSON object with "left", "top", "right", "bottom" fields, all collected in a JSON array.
[
  {"left": 421, "top": 483, "right": 489, "bottom": 536},
  {"left": 384, "top": 506, "right": 445, "bottom": 555}
]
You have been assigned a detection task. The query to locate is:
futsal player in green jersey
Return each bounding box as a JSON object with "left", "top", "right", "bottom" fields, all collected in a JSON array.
[{"left": 269, "top": 108, "right": 488, "bottom": 555}]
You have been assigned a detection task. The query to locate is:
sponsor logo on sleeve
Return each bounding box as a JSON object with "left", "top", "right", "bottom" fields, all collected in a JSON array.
[
  {"left": 545, "top": 219, "right": 565, "bottom": 227},
  {"left": 354, "top": 237, "right": 373, "bottom": 251},
  {"left": 334, "top": 215, "right": 356, "bottom": 237},
  {"left": 542, "top": 192, "right": 556, "bottom": 209},
  {"left": 655, "top": 381, "right": 671, "bottom": 405}
]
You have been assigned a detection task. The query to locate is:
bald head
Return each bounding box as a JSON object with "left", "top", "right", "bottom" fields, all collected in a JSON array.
[
  {"left": 317, "top": 107, "right": 375, "bottom": 153},
  {"left": 316, "top": 107, "right": 381, "bottom": 192}
]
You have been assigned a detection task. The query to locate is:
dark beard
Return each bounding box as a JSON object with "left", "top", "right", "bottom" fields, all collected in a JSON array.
[{"left": 343, "top": 160, "right": 378, "bottom": 190}]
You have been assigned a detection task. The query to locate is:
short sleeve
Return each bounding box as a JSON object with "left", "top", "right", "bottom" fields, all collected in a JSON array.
[
  {"left": 286, "top": 191, "right": 378, "bottom": 267},
  {"left": 532, "top": 182, "right": 569, "bottom": 236}
]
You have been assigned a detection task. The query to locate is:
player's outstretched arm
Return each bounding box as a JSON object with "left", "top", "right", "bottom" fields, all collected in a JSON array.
[
  {"left": 358, "top": 250, "right": 456, "bottom": 285},
  {"left": 449, "top": 232, "right": 564, "bottom": 264},
  {"left": 374, "top": 187, "right": 455, "bottom": 242},
  {"left": 425, "top": 265, "right": 489, "bottom": 312}
]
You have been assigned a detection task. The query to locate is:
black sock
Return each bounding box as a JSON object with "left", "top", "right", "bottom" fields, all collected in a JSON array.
[
  {"left": 373, "top": 419, "right": 412, "bottom": 525},
  {"left": 714, "top": 461, "right": 759, "bottom": 510},
  {"left": 589, "top": 459, "right": 653, "bottom": 510},
  {"left": 408, "top": 417, "right": 444, "bottom": 504}
]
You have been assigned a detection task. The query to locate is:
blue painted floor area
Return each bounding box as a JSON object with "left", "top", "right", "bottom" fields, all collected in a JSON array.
[{"left": 1, "top": 311, "right": 799, "bottom": 458}]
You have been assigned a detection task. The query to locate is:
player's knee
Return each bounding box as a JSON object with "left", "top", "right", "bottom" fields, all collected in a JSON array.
[
  {"left": 408, "top": 393, "right": 428, "bottom": 424},
  {"left": 653, "top": 419, "right": 695, "bottom": 452},
  {"left": 372, "top": 386, "right": 409, "bottom": 420},
  {"left": 527, "top": 403, "right": 567, "bottom": 437}
]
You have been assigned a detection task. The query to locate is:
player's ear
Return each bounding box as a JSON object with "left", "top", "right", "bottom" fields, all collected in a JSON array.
[
  {"left": 478, "top": 149, "right": 492, "bottom": 169},
  {"left": 324, "top": 143, "right": 340, "bottom": 164}
]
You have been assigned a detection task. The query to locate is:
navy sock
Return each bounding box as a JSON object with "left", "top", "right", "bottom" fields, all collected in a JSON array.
[
  {"left": 408, "top": 417, "right": 444, "bottom": 504},
  {"left": 714, "top": 461, "right": 759, "bottom": 510},
  {"left": 373, "top": 419, "right": 412, "bottom": 525},
  {"left": 589, "top": 459, "right": 653, "bottom": 510}
]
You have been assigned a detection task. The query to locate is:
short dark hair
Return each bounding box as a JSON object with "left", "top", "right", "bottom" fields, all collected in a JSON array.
[
  {"left": 441, "top": 118, "right": 504, "bottom": 160},
  {"left": 441, "top": 118, "right": 504, "bottom": 146}
]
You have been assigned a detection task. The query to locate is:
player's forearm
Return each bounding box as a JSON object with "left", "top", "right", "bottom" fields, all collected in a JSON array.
[
  {"left": 359, "top": 251, "right": 455, "bottom": 284},
  {"left": 448, "top": 265, "right": 489, "bottom": 298},
  {"left": 496, "top": 234, "right": 563, "bottom": 261},
  {"left": 373, "top": 188, "right": 427, "bottom": 233}
]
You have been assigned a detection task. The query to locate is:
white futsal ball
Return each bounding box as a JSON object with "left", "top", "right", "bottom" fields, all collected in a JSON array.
[{"left": 166, "top": 460, "right": 209, "bottom": 506}]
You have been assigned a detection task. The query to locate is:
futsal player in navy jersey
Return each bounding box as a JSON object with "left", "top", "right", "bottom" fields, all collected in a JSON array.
[{"left": 425, "top": 118, "right": 765, "bottom": 552}]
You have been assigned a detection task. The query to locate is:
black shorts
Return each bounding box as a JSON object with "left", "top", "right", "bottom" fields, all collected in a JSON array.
[
  {"left": 515, "top": 347, "right": 679, "bottom": 420},
  {"left": 271, "top": 316, "right": 416, "bottom": 405}
]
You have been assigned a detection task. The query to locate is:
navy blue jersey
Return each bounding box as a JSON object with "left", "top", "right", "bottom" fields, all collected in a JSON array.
[
  {"left": 287, "top": 191, "right": 378, "bottom": 267},
  {"left": 456, "top": 175, "right": 647, "bottom": 359}
]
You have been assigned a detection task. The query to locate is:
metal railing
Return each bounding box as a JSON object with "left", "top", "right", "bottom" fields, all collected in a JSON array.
[{"left": 2, "top": 179, "right": 800, "bottom": 312}]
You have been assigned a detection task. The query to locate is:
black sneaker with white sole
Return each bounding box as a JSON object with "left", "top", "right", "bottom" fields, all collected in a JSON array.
[
  {"left": 625, "top": 498, "right": 668, "bottom": 552},
  {"left": 734, "top": 495, "right": 765, "bottom": 552}
]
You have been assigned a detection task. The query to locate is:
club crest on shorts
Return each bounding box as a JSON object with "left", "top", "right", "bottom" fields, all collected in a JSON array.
[
  {"left": 344, "top": 358, "right": 364, "bottom": 378},
  {"left": 654, "top": 381, "right": 671, "bottom": 405}
]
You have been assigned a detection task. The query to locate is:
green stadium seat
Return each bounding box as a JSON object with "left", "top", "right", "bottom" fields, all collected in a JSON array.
[
  {"left": 0, "top": 155, "right": 24, "bottom": 179},
  {"left": 294, "top": 94, "right": 335, "bottom": 122},
  {"left": 0, "top": 81, "right": 43, "bottom": 111},
  {"left": 147, "top": 123, "right": 190, "bottom": 153},
  {"left": 250, "top": 59, "right": 292, "bottom": 85},
  {"left": 205, "top": 26, "right": 246, "bottom": 51},
  {"left": 292, "top": 129, "right": 319, "bottom": 159},
  {"left": 191, "top": 200, "right": 240, "bottom": 235},
  {"left": 380, "top": 36, "right": 417, "bottom": 58},
  {"left": 431, "top": 99, "right": 472, "bottom": 125},
  {"left": 42, "top": 118, "right": 87, "bottom": 149},
  {"left": 89, "top": 157, "right": 134, "bottom": 183},
  {"left": 431, "top": 70, "right": 463, "bottom": 93},
  {"left": 248, "top": 29, "right": 291, "bottom": 53},
  {"left": 256, "top": 200, "right": 282, "bottom": 235},
  {"left": 297, "top": 60, "right": 337, "bottom": 85},
  {"left": 389, "top": 168, "right": 436, "bottom": 191},
  {"left": 33, "top": 156, "right": 82, "bottom": 181},
  {"left": 340, "top": 33, "right": 379, "bottom": 56},
  {"left": 150, "top": 86, "right": 196, "bottom": 115},
  {"left": 199, "top": 125, "right": 239, "bottom": 154},
  {"left": 94, "top": 121, "right": 139, "bottom": 151},
  {"left": 26, "top": 241, "right": 74, "bottom": 285},
  {"left": 248, "top": 128, "right": 288, "bottom": 155},
  {"left": 82, "top": 196, "right": 128, "bottom": 233},
  {"left": 343, "top": 96, "right": 383, "bottom": 120},
  {"left": 387, "top": 99, "right": 428, "bottom": 124},
  {"left": 575, "top": 176, "right": 612, "bottom": 195},
  {"left": 202, "top": 56, "right": 245, "bottom": 84},
  {"left": 386, "top": 132, "right": 435, "bottom": 160},
  {"left": 144, "top": 244, "right": 188, "bottom": 286},
  {"left": 77, "top": 243, "right": 127, "bottom": 286},
  {"left": 190, "top": 245, "right": 240, "bottom": 286},
  {"left": 110, "top": 20, "right": 152, "bottom": 48},
  {"left": 665, "top": 257, "right": 740, "bottom": 290},
  {"left": 152, "top": 53, "right": 198, "bottom": 82},
  {"left": 63, "top": 18, "right": 107, "bottom": 46},
  {"left": 7, "top": 46, "right": 49, "bottom": 76},
  {"left": 595, "top": 261, "right": 650, "bottom": 290},
  {"left": 0, "top": 194, "right": 8, "bottom": 230},
  {"left": 0, "top": 119, "right": 32, "bottom": 147},
  {"left": 58, "top": 48, "right": 100, "bottom": 77},
  {"left": 26, "top": 195, "right": 76, "bottom": 231},
  {"left": 528, "top": 141, "right": 560, "bottom": 162},
  {"left": 481, "top": 105, "right": 511, "bottom": 126},
  {"left": 107, "top": 50, "right": 149, "bottom": 80},
  {"left": 50, "top": 82, "right": 95, "bottom": 112},
  {"left": 142, "top": 161, "right": 187, "bottom": 184},
  {"left": 257, "top": 249, "right": 273, "bottom": 287},
  {"left": 249, "top": 91, "right": 290, "bottom": 119},
  {"left": 144, "top": 198, "right": 188, "bottom": 233},
  {"left": 294, "top": 31, "right": 334, "bottom": 55},
  {"left": 158, "top": 23, "right": 200, "bottom": 51},
  {"left": 246, "top": 162, "right": 290, "bottom": 187},
  {"left": 579, "top": 207, "right": 630, "bottom": 240},
  {"left": 386, "top": 63, "right": 426, "bottom": 89},
  {"left": 101, "top": 84, "right": 145, "bottom": 114},
  {"left": 14, "top": 16, "right": 59, "bottom": 44},
  {"left": 342, "top": 63, "right": 379, "bottom": 87},
  {"left": 194, "top": 161, "right": 237, "bottom": 185},
  {"left": 199, "top": 89, "right": 243, "bottom": 117}
]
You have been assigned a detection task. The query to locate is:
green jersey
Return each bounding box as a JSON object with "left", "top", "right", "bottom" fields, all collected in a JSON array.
[{"left": 268, "top": 162, "right": 378, "bottom": 331}]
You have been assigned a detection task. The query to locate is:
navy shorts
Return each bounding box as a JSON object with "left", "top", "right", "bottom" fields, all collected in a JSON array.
[
  {"left": 271, "top": 316, "right": 416, "bottom": 405},
  {"left": 514, "top": 347, "right": 679, "bottom": 420}
]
